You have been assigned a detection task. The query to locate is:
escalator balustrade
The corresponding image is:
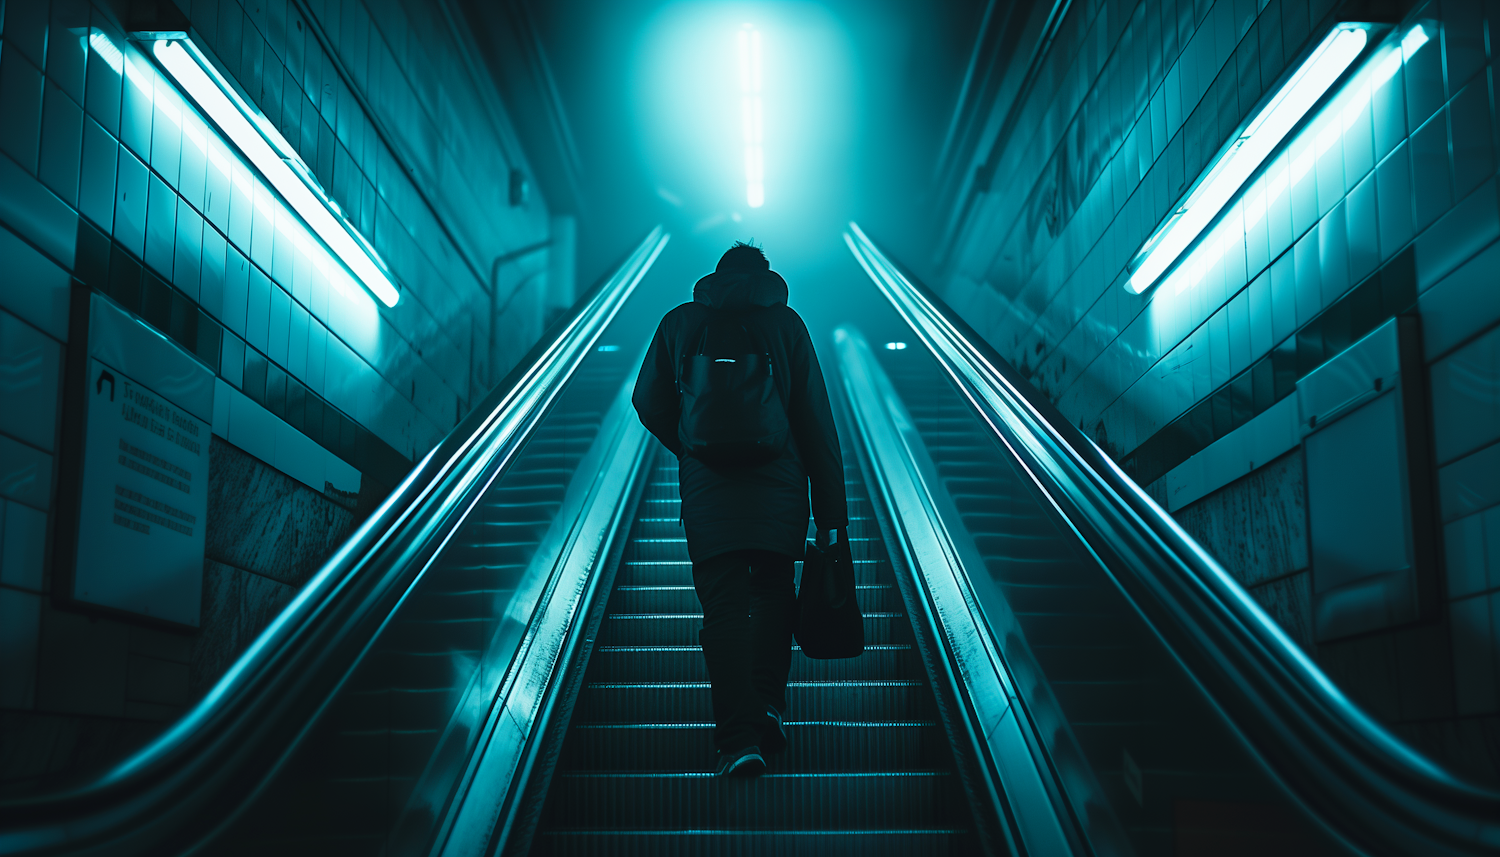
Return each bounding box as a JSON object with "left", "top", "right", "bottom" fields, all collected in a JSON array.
[
  {"left": 870, "top": 332, "right": 1330, "bottom": 855},
  {"left": 841, "top": 221, "right": 1500, "bottom": 856},
  {"left": 209, "top": 337, "right": 629, "bottom": 854}
]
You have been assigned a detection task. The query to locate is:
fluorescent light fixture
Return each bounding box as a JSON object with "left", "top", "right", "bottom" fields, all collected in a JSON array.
[
  {"left": 885, "top": 341, "right": 907, "bottom": 350},
  {"left": 150, "top": 39, "right": 399, "bottom": 307},
  {"left": 739, "top": 24, "right": 764, "bottom": 208},
  {"left": 1126, "top": 25, "right": 1370, "bottom": 294}
]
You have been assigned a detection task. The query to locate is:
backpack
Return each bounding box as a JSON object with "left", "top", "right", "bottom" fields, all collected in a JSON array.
[{"left": 676, "top": 311, "right": 789, "bottom": 467}]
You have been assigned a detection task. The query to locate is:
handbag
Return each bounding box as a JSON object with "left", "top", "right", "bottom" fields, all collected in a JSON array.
[{"left": 795, "top": 539, "right": 865, "bottom": 659}]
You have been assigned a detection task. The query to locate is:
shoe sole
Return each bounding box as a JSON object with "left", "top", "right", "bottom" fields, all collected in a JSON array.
[{"left": 720, "top": 752, "right": 767, "bottom": 777}]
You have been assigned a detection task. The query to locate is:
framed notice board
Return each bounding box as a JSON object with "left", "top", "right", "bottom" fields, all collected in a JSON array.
[{"left": 55, "top": 292, "right": 215, "bottom": 629}]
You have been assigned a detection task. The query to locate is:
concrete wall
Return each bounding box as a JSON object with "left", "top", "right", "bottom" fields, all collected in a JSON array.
[
  {"left": 938, "top": 0, "right": 1500, "bottom": 785},
  {"left": 0, "top": 0, "right": 556, "bottom": 793}
]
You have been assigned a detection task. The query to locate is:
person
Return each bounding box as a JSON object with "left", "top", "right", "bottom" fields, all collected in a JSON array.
[{"left": 632, "top": 241, "right": 849, "bottom": 777}]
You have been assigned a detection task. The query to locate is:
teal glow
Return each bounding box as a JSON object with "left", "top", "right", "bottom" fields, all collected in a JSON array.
[
  {"left": 153, "top": 39, "right": 399, "bottom": 308},
  {"left": 740, "top": 24, "right": 765, "bottom": 207},
  {"left": 634, "top": 3, "right": 855, "bottom": 257},
  {"left": 88, "top": 30, "right": 124, "bottom": 74}
]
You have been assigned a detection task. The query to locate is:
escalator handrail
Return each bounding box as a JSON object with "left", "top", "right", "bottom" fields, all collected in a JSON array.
[
  {"left": 844, "top": 223, "right": 1500, "bottom": 856},
  {"left": 833, "top": 324, "right": 1088, "bottom": 857},
  {"left": 0, "top": 228, "right": 670, "bottom": 856}
]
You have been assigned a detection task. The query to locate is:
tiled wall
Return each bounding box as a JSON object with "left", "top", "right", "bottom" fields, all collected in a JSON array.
[
  {"left": 0, "top": 0, "right": 555, "bottom": 792},
  {"left": 938, "top": 0, "right": 1500, "bottom": 783}
]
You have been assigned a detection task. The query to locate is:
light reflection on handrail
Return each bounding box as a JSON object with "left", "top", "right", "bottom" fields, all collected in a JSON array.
[{"left": 844, "top": 223, "right": 1500, "bottom": 857}]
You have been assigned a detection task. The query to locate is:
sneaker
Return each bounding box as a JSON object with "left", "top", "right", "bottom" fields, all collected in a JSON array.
[
  {"left": 761, "top": 705, "right": 787, "bottom": 753},
  {"left": 715, "top": 745, "right": 766, "bottom": 777}
]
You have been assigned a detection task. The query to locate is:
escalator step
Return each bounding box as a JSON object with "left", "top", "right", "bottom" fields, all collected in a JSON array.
[
  {"left": 535, "top": 829, "right": 973, "bottom": 857},
  {"left": 615, "top": 559, "right": 887, "bottom": 586},
  {"left": 557, "top": 722, "right": 951, "bottom": 772},
  {"left": 586, "top": 644, "right": 921, "bottom": 682},
  {"left": 530, "top": 447, "right": 977, "bottom": 853},
  {"left": 571, "top": 679, "right": 934, "bottom": 723},
  {"left": 542, "top": 770, "right": 963, "bottom": 827},
  {"left": 608, "top": 584, "right": 901, "bottom": 614},
  {"left": 597, "top": 613, "right": 904, "bottom": 646}
]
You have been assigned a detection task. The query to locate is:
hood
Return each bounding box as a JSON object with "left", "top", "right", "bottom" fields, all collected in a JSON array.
[{"left": 692, "top": 268, "right": 789, "bottom": 310}]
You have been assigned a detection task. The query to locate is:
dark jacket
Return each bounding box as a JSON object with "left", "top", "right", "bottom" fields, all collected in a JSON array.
[{"left": 632, "top": 267, "right": 848, "bottom": 562}]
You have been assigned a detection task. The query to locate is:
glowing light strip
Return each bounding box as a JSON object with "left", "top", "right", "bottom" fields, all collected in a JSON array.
[
  {"left": 152, "top": 39, "right": 400, "bottom": 307},
  {"left": 1127, "top": 25, "right": 1372, "bottom": 294},
  {"left": 739, "top": 25, "right": 764, "bottom": 208}
]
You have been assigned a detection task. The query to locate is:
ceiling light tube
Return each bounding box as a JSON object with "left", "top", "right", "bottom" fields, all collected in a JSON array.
[
  {"left": 151, "top": 38, "right": 400, "bottom": 307},
  {"left": 739, "top": 24, "right": 764, "bottom": 209},
  {"left": 1126, "top": 25, "right": 1372, "bottom": 295}
]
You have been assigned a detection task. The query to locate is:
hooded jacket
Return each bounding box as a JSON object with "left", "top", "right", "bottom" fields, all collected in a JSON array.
[{"left": 632, "top": 266, "right": 848, "bottom": 562}]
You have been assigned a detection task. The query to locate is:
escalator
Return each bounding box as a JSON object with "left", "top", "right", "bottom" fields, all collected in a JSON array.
[
  {"left": 847, "top": 324, "right": 1327, "bottom": 854},
  {"left": 881, "top": 343, "right": 1311, "bottom": 851},
  {"left": 4, "top": 225, "right": 1499, "bottom": 856},
  {"left": 521, "top": 449, "right": 979, "bottom": 855}
]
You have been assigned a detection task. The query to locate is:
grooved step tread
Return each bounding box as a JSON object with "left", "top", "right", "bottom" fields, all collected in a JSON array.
[{"left": 532, "top": 447, "right": 977, "bottom": 854}]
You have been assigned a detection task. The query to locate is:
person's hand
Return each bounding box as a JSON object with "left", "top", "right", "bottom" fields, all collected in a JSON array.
[{"left": 815, "top": 528, "right": 847, "bottom": 549}]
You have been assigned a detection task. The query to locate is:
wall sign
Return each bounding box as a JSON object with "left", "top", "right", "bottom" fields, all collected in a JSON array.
[
  {"left": 1301, "top": 316, "right": 1439, "bottom": 642},
  {"left": 56, "top": 294, "right": 217, "bottom": 629},
  {"left": 72, "top": 359, "right": 209, "bottom": 626}
]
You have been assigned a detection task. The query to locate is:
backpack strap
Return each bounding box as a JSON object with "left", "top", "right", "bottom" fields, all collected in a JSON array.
[
  {"left": 675, "top": 314, "right": 718, "bottom": 392},
  {"left": 675, "top": 308, "right": 781, "bottom": 390}
]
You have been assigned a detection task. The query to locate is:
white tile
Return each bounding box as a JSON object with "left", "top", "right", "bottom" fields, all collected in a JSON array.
[
  {"left": 1440, "top": 441, "right": 1500, "bottom": 523},
  {"left": 0, "top": 309, "right": 63, "bottom": 452},
  {"left": 306, "top": 322, "right": 327, "bottom": 396},
  {"left": 1206, "top": 306, "right": 1230, "bottom": 387},
  {"left": 1485, "top": 506, "right": 1500, "bottom": 592},
  {"left": 1452, "top": 593, "right": 1498, "bottom": 714},
  {"left": 1430, "top": 325, "right": 1500, "bottom": 464},
  {"left": 268, "top": 284, "right": 291, "bottom": 367},
  {"left": 1447, "top": 513, "right": 1489, "bottom": 598},
  {"left": 274, "top": 420, "right": 325, "bottom": 492},
  {"left": 1164, "top": 394, "right": 1300, "bottom": 511},
  {"left": 0, "top": 224, "right": 71, "bottom": 341},
  {"left": 250, "top": 184, "right": 275, "bottom": 269},
  {"left": 1420, "top": 240, "right": 1500, "bottom": 361},
  {"left": 1227, "top": 289, "right": 1250, "bottom": 376},
  {"left": 325, "top": 450, "right": 361, "bottom": 495},
  {"left": 220, "top": 333, "right": 245, "bottom": 389},
  {"left": 89, "top": 294, "right": 215, "bottom": 422},
  {"left": 217, "top": 381, "right": 359, "bottom": 495},
  {"left": 288, "top": 303, "right": 309, "bottom": 380},
  {"left": 0, "top": 434, "right": 52, "bottom": 510},
  {"left": 1416, "top": 178, "right": 1500, "bottom": 291},
  {"left": 212, "top": 378, "right": 232, "bottom": 437},
  {"left": 0, "top": 144, "right": 77, "bottom": 271},
  {"left": 323, "top": 337, "right": 359, "bottom": 415},
  {"left": 1, "top": 501, "right": 45, "bottom": 591},
  {"left": 0, "top": 587, "right": 40, "bottom": 708},
  {"left": 227, "top": 389, "right": 278, "bottom": 468}
]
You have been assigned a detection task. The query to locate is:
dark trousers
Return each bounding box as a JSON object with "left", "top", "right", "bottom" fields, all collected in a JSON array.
[{"left": 693, "top": 549, "right": 797, "bottom": 752}]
